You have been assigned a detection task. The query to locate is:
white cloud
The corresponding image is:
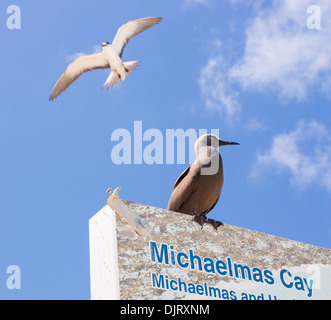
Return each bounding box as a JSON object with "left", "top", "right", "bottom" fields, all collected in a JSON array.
[
  {"left": 229, "top": 0, "right": 331, "bottom": 101},
  {"left": 199, "top": 55, "right": 241, "bottom": 124},
  {"left": 65, "top": 44, "right": 101, "bottom": 63},
  {"left": 250, "top": 120, "right": 331, "bottom": 192},
  {"left": 244, "top": 117, "right": 266, "bottom": 132},
  {"left": 199, "top": 0, "right": 331, "bottom": 122},
  {"left": 182, "top": 0, "right": 212, "bottom": 8}
]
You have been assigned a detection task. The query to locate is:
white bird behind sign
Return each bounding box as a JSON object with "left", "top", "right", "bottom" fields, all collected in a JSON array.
[{"left": 49, "top": 17, "right": 162, "bottom": 100}]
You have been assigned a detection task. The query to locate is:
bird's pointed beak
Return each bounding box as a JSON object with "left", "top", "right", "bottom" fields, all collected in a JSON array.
[{"left": 218, "top": 139, "right": 240, "bottom": 146}]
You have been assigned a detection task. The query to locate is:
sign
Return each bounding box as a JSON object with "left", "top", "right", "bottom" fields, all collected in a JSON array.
[{"left": 89, "top": 188, "right": 331, "bottom": 300}]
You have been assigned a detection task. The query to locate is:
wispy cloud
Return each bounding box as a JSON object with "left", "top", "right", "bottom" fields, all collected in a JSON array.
[
  {"left": 199, "top": 0, "right": 331, "bottom": 123},
  {"left": 199, "top": 55, "right": 241, "bottom": 124},
  {"left": 182, "top": 0, "right": 212, "bottom": 8},
  {"left": 65, "top": 44, "right": 101, "bottom": 63},
  {"left": 244, "top": 117, "right": 266, "bottom": 133},
  {"left": 250, "top": 120, "right": 331, "bottom": 192},
  {"left": 229, "top": 0, "right": 331, "bottom": 101}
]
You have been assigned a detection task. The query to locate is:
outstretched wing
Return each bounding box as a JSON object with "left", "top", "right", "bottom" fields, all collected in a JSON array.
[
  {"left": 50, "top": 53, "right": 110, "bottom": 100},
  {"left": 167, "top": 164, "right": 200, "bottom": 213},
  {"left": 112, "top": 17, "right": 162, "bottom": 58}
]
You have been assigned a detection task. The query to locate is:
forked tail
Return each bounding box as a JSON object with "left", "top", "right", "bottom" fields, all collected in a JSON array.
[{"left": 102, "top": 60, "right": 140, "bottom": 90}]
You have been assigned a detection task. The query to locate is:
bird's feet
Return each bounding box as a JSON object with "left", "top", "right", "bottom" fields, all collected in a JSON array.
[
  {"left": 192, "top": 212, "right": 208, "bottom": 229},
  {"left": 192, "top": 212, "right": 223, "bottom": 230},
  {"left": 206, "top": 219, "right": 223, "bottom": 231}
]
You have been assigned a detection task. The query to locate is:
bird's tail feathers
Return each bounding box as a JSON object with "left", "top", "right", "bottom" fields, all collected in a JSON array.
[
  {"left": 123, "top": 60, "right": 141, "bottom": 73},
  {"left": 102, "top": 72, "right": 121, "bottom": 90},
  {"left": 102, "top": 60, "right": 141, "bottom": 90}
]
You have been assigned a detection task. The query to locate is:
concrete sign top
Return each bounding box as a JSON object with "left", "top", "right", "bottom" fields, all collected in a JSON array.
[{"left": 89, "top": 188, "right": 331, "bottom": 300}]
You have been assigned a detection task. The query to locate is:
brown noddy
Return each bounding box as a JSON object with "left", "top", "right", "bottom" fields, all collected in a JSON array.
[{"left": 167, "top": 134, "right": 239, "bottom": 230}]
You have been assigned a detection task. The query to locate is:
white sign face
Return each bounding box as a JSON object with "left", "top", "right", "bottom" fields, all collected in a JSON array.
[{"left": 89, "top": 196, "right": 331, "bottom": 300}]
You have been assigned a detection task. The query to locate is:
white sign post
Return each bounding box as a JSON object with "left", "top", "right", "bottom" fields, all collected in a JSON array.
[{"left": 89, "top": 188, "right": 331, "bottom": 300}]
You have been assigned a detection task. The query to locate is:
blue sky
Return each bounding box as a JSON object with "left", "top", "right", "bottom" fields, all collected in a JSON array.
[{"left": 1, "top": 0, "right": 330, "bottom": 299}]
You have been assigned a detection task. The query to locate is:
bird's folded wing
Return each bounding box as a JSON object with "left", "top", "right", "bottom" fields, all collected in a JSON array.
[
  {"left": 49, "top": 53, "right": 110, "bottom": 100},
  {"left": 112, "top": 17, "right": 162, "bottom": 58},
  {"left": 167, "top": 165, "right": 200, "bottom": 213}
]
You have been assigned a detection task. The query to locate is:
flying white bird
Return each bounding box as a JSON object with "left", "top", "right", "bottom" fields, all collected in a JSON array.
[{"left": 49, "top": 17, "right": 162, "bottom": 100}]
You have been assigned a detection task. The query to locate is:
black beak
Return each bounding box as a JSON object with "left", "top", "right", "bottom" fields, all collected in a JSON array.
[{"left": 219, "top": 140, "right": 240, "bottom": 146}]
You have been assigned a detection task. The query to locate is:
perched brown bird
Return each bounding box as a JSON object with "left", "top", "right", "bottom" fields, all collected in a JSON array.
[{"left": 167, "top": 134, "right": 239, "bottom": 230}]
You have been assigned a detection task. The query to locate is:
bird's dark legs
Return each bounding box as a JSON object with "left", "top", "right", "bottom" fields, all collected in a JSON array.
[
  {"left": 192, "top": 212, "right": 207, "bottom": 229},
  {"left": 192, "top": 212, "right": 223, "bottom": 230}
]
